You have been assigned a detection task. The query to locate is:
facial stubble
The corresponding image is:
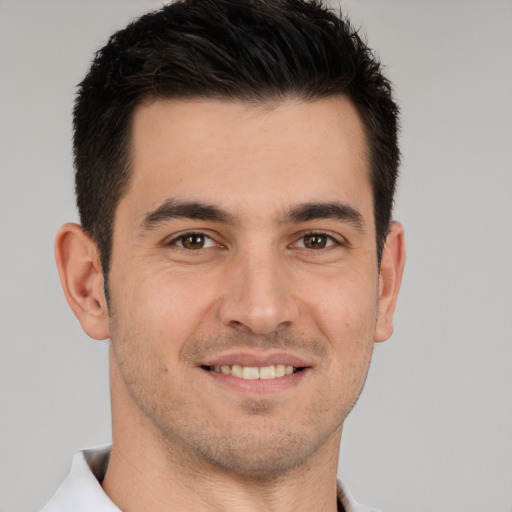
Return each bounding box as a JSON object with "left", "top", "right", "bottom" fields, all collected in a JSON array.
[{"left": 109, "top": 316, "right": 373, "bottom": 479}]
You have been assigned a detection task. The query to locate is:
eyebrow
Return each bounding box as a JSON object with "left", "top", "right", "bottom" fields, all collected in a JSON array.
[
  {"left": 137, "top": 198, "right": 365, "bottom": 233},
  {"left": 284, "top": 202, "right": 365, "bottom": 230},
  {"left": 138, "top": 199, "right": 235, "bottom": 232}
]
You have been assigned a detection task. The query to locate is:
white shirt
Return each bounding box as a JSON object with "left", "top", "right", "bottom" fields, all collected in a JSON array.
[{"left": 40, "top": 446, "right": 381, "bottom": 512}]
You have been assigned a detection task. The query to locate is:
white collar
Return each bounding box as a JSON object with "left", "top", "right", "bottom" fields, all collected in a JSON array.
[
  {"left": 41, "top": 445, "right": 119, "bottom": 512},
  {"left": 41, "top": 445, "right": 380, "bottom": 512}
]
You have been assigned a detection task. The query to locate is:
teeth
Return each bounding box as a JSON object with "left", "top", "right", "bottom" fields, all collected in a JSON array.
[
  {"left": 259, "top": 365, "right": 275, "bottom": 380},
  {"left": 231, "top": 364, "right": 243, "bottom": 378},
  {"left": 242, "top": 366, "right": 259, "bottom": 380},
  {"left": 275, "top": 364, "right": 286, "bottom": 377},
  {"left": 209, "top": 364, "right": 299, "bottom": 380}
]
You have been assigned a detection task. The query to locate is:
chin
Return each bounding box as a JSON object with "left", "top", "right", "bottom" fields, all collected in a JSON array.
[{"left": 173, "top": 420, "right": 334, "bottom": 479}]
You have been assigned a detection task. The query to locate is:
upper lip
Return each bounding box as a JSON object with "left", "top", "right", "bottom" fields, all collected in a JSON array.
[{"left": 200, "top": 351, "right": 312, "bottom": 368}]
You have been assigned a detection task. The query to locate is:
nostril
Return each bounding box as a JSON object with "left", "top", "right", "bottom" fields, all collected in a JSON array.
[
  {"left": 225, "top": 320, "right": 255, "bottom": 333},
  {"left": 218, "top": 288, "right": 299, "bottom": 336}
]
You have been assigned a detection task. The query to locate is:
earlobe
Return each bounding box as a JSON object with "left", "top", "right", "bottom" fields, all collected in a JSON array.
[
  {"left": 55, "top": 223, "right": 110, "bottom": 340},
  {"left": 375, "top": 221, "right": 406, "bottom": 343}
]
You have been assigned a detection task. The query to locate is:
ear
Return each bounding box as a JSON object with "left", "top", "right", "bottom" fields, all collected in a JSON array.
[
  {"left": 55, "top": 223, "right": 110, "bottom": 340},
  {"left": 375, "top": 221, "right": 406, "bottom": 343}
]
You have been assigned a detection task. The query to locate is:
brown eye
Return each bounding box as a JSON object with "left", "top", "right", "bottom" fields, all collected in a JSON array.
[
  {"left": 182, "top": 234, "right": 204, "bottom": 249},
  {"left": 302, "top": 234, "right": 330, "bottom": 249},
  {"left": 176, "top": 233, "right": 213, "bottom": 250}
]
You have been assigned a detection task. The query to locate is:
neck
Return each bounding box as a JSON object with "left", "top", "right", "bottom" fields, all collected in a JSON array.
[
  {"left": 102, "top": 444, "right": 336, "bottom": 512},
  {"left": 102, "top": 433, "right": 340, "bottom": 512}
]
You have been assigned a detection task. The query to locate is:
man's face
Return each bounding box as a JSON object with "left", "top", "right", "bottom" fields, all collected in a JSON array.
[{"left": 107, "top": 97, "right": 382, "bottom": 475}]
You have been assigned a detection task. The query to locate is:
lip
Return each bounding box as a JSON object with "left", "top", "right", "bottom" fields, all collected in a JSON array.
[
  {"left": 198, "top": 350, "right": 312, "bottom": 396},
  {"left": 201, "top": 365, "right": 310, "bottom": 395},
  {"left": 200, "top": 351, "right": 312, "bottom": 368}
]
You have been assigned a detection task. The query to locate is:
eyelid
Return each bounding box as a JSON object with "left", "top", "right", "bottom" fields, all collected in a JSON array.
[
  {"left": 292, "top": 230, "right": 346, "bottom": 249},
  {"left": 165, "top": 230, "right": 220, "bottom": 249},
  {"left": 163, "top": 229, "right": 346, "bottom": 250}
]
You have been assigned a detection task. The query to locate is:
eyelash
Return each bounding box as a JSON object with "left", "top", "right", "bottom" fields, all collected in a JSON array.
[
  {"left": 166, "top": 231, "right": 219, "bottom": 250},
  {"left": 293, "top": 231, "right": 342, "bottom": 250},
  {"left": 165, "top": 230, "right": 343, "bottom": 251}
]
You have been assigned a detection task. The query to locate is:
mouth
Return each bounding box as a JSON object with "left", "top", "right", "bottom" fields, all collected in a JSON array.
[
  {"left": 198, "top": 352, "right": 312, "bottom": 395},
  {"left": 201, "top": 364, "right": 306, "bottom": 380}
]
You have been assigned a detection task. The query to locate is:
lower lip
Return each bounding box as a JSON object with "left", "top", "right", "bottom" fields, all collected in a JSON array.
[{"left": 201, "top": 368, "right": 309, "bottom": 395}]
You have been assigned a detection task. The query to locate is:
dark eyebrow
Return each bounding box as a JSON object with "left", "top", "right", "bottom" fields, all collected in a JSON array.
[
  {"left": 284, "top": 202, "right": 365, "bottom": 230},
  {"left": 138, "top": 199, "right": 235, "bottom": 232}
]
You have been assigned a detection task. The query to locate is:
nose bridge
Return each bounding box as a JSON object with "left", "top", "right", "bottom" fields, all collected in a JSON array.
[{"left": 218, "top": 240, "right": 298, "bottom": 335}]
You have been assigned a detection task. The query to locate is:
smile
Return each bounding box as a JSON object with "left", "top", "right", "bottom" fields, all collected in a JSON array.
[{"left": 203, "top": 364, "right": 303, "bottom": 380}]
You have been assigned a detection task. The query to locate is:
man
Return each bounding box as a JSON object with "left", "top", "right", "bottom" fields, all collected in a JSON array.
[{"left": 44, "top": 0, "right": 405, "bottom": 510}]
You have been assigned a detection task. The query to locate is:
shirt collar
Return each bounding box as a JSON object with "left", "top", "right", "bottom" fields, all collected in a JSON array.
[
  {"left": 41, "top": 445, "right": 378, "bottom": 512},
  {"left": 41, "top": 445, "right": 119, "bottom": 512}
]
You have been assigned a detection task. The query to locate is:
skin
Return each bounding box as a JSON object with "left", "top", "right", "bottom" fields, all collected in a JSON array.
[{"left": 55, "top": 96, "right": 405, "bottom": 512}]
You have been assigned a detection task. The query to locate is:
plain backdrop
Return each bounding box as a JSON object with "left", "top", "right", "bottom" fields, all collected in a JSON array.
[{"left": 1, "top": 1, "right": 511, "bottom": 511}]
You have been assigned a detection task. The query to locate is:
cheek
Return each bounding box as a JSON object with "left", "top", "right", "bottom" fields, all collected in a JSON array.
[
  {"left": 307, "top": 272, "right": 378, "bottom": 343},
  {"left": 305, "top": 272, "right": 378, "bottom": 389},
  {"left": 111, "top": 261, "right": 218, "bottom": 344},
  {"left": 108, "top": 272, "right": 201, "bottom": 402}
]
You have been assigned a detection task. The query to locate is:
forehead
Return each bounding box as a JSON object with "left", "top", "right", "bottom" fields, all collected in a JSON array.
[{"left": 122, "top": 96, "right": 372, "bottom": 223}]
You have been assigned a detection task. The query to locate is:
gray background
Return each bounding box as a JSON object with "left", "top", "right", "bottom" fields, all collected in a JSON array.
[{"left": 1, "top": 1, "right": 511, "bottom": 511}]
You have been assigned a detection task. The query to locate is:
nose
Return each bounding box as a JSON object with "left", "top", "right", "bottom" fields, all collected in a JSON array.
[{"left": 217, "top": 247, "right": 299, "bottom": 335}]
